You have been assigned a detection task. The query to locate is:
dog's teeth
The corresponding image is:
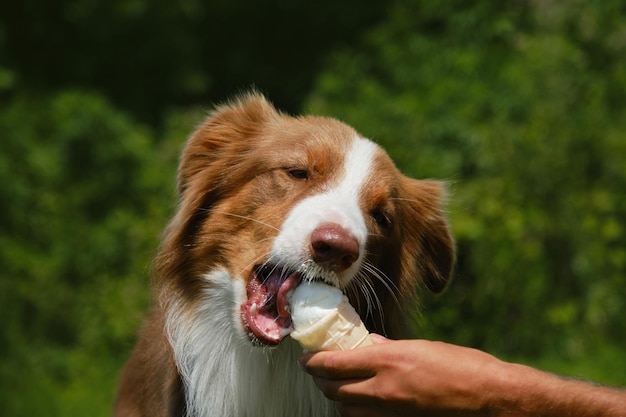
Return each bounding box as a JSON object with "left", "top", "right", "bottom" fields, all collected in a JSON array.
[{"left": 251, "top": 303, "right": 258, "bottom": 315}]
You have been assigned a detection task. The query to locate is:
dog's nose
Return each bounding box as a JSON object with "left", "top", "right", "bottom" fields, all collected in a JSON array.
[{"left": 309, "top": 224, "right": 360, "bottom": 273}]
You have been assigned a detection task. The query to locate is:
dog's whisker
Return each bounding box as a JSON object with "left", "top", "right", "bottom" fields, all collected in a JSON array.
[
  {"left": 253, "top": 237, "right": 276, "bottom": 245},
  {"left": 347, "top": 273, "right": 375, "bottom": 320},
  {"left": 238, "top": 252, "right": 272, "bottom": 278},
  {"left": 213, "top": 211, "right": 280, "bottom": 232},
  {"left": 345, "top": 282, "right": 362, "bottom": 313},
  {"left": 345, "top": 260, "right": 401, "bottom": 336},
  {"left": 362, "top": 262, "right": 401, "bottom": 310},
  {"left": 199, "top": 235, "right": 273, "bottom": 247},
  {"left": 366, "top": 280, "right": 388, "bottom": 335},
  {"left": 359, "top": 273, "right": 384, "bottom": 325},
  {"left": 364, "top": 288, "right": 383, "bottom": 333}
]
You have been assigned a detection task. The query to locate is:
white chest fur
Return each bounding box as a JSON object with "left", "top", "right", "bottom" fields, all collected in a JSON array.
[{"left": 166, "top": 270, "right": 338, "bottom": 417}]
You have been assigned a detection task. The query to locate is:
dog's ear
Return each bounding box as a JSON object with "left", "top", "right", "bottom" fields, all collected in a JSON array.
[
  {"left": 178, "top": 92, "right": 279, "bottom": 195},
  {"left": 156, "top": 93, "right": 279, "bottom": 288},
  {"left": 399, "top": 179, "right": 455, "bottom": 294},
  {"left": 171, "top": 92, "right": 279, "bottom": 239}
]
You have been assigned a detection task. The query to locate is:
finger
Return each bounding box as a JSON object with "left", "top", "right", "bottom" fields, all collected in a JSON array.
[
  {"left": 300, "top": 349, "right": 378, "bottom": 379},
  {"left": 369, "top": 333, "right": 391, "bottom": 344},
  {"left": 298, "top": 338, "right": 386, "bottom": 368},
  {"left": 312, "top": 376, "right": 376, "bottom": 403}
]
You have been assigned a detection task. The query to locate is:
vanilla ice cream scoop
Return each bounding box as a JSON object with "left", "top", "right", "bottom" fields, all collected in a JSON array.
[{"left": 288, "top": 281, "right": 373, "bottom": 351}]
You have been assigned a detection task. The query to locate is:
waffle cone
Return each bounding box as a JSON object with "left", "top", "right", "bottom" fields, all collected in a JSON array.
[{"left": 291, "top": 299, "right": 373, "bottom": 352}]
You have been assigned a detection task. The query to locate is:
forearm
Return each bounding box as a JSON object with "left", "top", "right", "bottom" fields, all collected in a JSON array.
[
  {"left": 300, "top": 339, "right": 625, "bottom": 417},
  {"left": 489, "top": 362, "right": 626, "bottom": 417}
]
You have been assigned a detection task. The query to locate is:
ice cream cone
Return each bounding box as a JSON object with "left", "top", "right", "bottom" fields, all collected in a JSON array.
[{"left": 290, "top": 298, "right": 373, "bottom": 352}]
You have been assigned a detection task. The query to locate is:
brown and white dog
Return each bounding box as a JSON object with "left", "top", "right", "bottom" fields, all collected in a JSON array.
[{"left": 113, "top": 93, "right": 454, "bottom": 417}]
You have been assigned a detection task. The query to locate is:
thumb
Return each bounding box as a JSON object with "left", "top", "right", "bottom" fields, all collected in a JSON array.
[{"left": 369, "top": 333, "right": 392, "bottom": 344}]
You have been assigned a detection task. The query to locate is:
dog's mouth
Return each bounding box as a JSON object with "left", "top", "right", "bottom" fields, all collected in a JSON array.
[
  {"left": 240, "top": 264, "right": 299, "bottom": 345},
  {"left": 240, "top": 263, "right": 339, "bottom": 346}
]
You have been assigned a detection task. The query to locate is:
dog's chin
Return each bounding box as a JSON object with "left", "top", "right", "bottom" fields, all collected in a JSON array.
[{"left": 240, "top": 263, "right": 341, "bottom": 347}]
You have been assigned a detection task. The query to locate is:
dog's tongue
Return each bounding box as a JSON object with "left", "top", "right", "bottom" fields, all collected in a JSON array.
[{"left": 242, "top": 270, "right": 300, "bottom": 345}]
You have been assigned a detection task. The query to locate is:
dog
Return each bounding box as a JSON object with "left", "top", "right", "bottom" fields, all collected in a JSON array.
[{"left": 113, "top": 93, "right": 454, "bottom": 417}]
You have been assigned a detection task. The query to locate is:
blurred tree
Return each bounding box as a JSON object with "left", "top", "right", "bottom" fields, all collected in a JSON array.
[
  {"left": 0, "top": 90, "right": 186, "bottom": 416},
  {"left": 0, "top": 0, "right": 389, "bottom": 122},
  {"left": 307, "top": 0, "right": 626, "bottom": 364}
]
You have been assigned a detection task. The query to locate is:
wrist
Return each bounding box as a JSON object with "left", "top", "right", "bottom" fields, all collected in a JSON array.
[{"left": 480, "top": 359, "right": 533, "bottom": 416}]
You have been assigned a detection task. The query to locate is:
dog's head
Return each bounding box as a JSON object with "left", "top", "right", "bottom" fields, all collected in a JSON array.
[{"left": 157, "top": 93, "right": 454, "bottom": 346}]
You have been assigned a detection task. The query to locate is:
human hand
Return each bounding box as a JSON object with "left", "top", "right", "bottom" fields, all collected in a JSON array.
[{"left": 300, "top": 336, "right": 505, "bottom": 417}]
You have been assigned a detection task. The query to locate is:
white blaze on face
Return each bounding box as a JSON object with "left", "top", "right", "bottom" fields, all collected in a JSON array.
[{"left": 270, "top": 136, "right": 379, "bottom": 287}]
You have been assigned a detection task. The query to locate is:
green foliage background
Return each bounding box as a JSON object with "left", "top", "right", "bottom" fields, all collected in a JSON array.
[{"left": 1, "top": 1, "right": 624, "bottom": 415}]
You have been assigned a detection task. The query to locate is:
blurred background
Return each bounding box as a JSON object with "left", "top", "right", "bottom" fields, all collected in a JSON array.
[{"left": 1, "top": 1, "right": 625, "bottom": 415}]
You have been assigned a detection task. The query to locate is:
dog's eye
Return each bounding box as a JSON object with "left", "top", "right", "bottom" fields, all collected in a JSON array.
[
  {"left": 286, "top": 168, "right": 309, "bottom": 180},
  {"left": 371, "top": 209, "right": 391, "bottom": 228}
]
